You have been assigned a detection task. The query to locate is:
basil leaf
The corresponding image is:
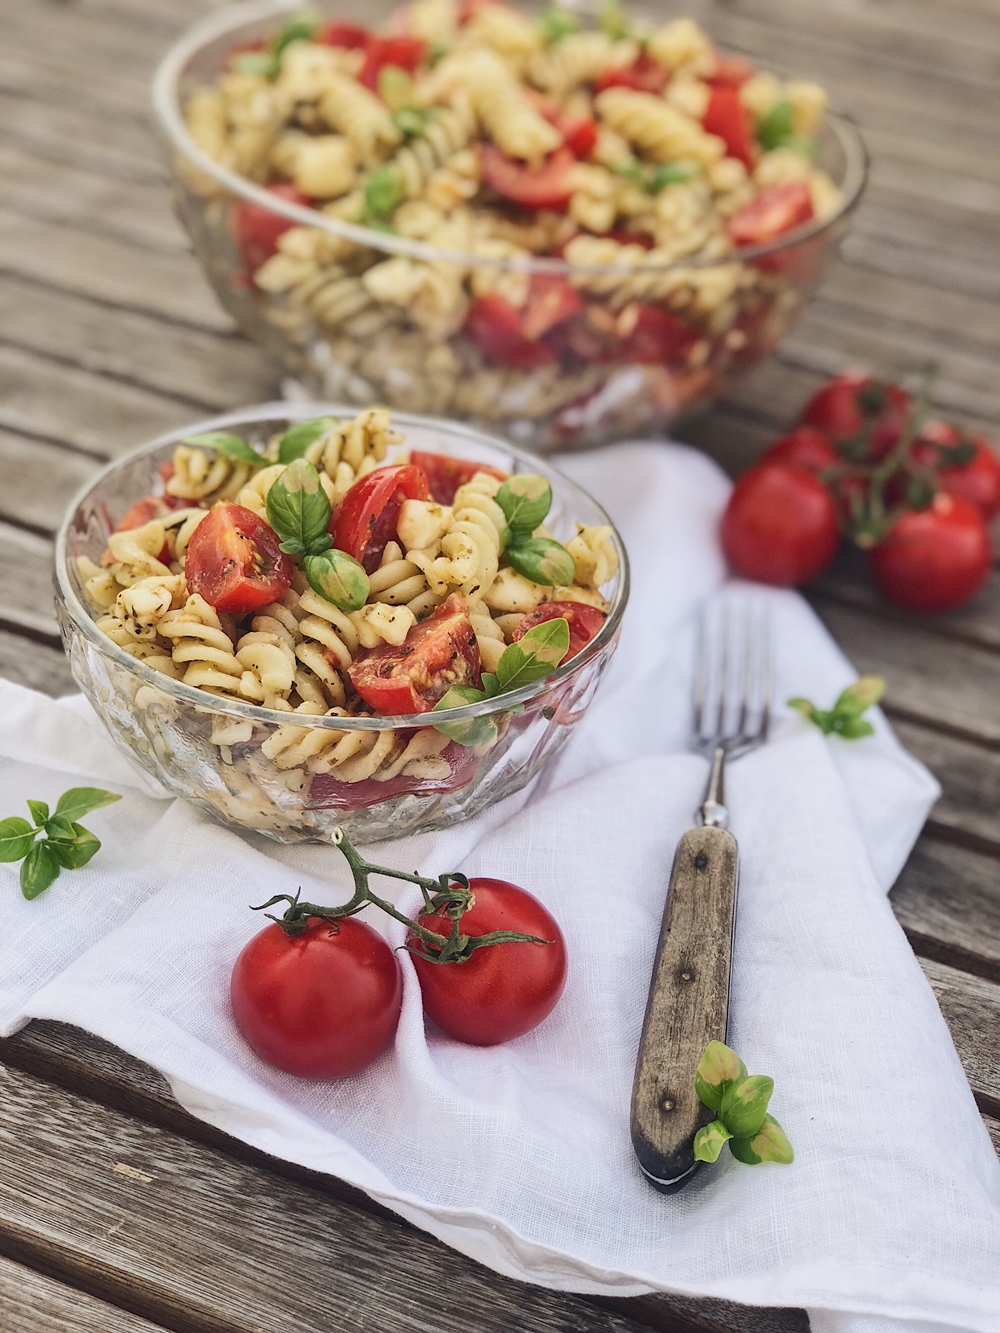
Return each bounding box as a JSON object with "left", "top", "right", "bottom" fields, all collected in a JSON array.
[
  {"left": 833, "top": 675, "right": 885, "bottom": 717},
  {"left": 506, "top": 538, "right": 575, "bottom": 588},
  {"left": 273, "top": 11, "right": 321, "bottom": 59},
  {"left": 495, "top": 474, "right": 552, "bottom": 535},
  {"left": 26, "top": 800, "right": 49, "bottom": 827},
  {"left": 48, "top": 823, "right": 102, "bottom": 870},
  {"left": 181, "top": 432, "right": 266, "bottom": 469},
  {"left": 695, "top": 1041, "right": 748, "bottom": 1112},
  {"left": 45, "top": 814, "right": 77, "bottom": 843},
  {"left": 649, "top": 161, "right": 695, "bottom": 191},
  {"left": 537, "top": 5, "right": 578, "bottom": 44},
  {"left": 20, "top": 841, "right": 60, "bottom": 899},
  {"left": 365, "top": 166, "right": 404, "bottom": 219},
  {"left": 233, "top": 50, "right": 279, "bottom": 78},
  {"left": 303, "top": 548, "right": 370, "bottom": 611},
  {"left": 432, "top": 685, "right": 496, "bottom": 747},
  {"left": 265, "top": 458, "right": 332, "bottom": 557},
  {"left": 747, "top": 1114, "right": 794, "bottom": 1165},
  {"left": 55, "top": 787, "right": 122, "bottom": 823},
  {"left": 495, "top": 618, "right": 570, "bottom": 691},
  {"left": 278, "top": 417, "right": 338, "bottom": 464},
  {"left": 758, "top": 99, "right": 794, "bottom": 151},
  {"left": 599, "top": 0, "right": 629, "bottom": 40},
  {"left": 719, "top": 1075, "right": 773, "bottom": 1139},
  {"left": 0, "top": 816, "right": 36, "bottom": 863},
  {"left": 693, "top": 1120, "right": 732, "bottom": 1164},
  {"left": 834, "top": 717, "right": 874, "bottom": 740},
  {"left": 481, "top": 672, "right": 501, "bottom": 699}
]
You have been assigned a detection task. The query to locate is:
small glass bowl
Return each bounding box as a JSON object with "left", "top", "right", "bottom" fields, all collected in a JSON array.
[
  {"left": 54, "top": 406, "right": 628, "bottom": 843},
  {"left": 151, "top": 0, "right": 868, "bottom": 453}
]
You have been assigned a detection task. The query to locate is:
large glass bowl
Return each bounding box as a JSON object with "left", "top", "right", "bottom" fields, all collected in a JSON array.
[
  {"left": 54, "top": 406, "right": 628, "bottom": 843},
  {"left": 152, "top": 0, "right": 867, "bottom": 453}
]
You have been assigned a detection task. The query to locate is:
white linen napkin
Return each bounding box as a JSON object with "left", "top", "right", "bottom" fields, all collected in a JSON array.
[{"left": 2, "top": 442, "right": 997, "bottom": 1333}]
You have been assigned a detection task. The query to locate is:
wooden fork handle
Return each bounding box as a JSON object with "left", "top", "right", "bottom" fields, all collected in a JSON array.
[{"left": 630, "top": 825, "right": 739, "bottom": 1192}]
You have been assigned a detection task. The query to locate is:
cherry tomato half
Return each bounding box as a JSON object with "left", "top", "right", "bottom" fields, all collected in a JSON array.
[
  {"left": 105, "top": 492, "right": 190, "bottom": 566},
  {"left": 230, "top": 182, "right": 312, "bottom": 276},
  {"left": 800, "top": 373, "right": 912, "bottom": 460},
  {"left": 702, "top": 86, "right": 756, "bottom": 168},
  {"left": 360, "top": 35, "right": 427, "bottom": 91},
  {"left": 410, "top": 451, "right": 508, "bottom": 506},
  {"left": 759, "top": 425, "right": 841, "bottom": 473},
  {"left": 728, "top": 181, "right": 814, "bottom": 248},
  {"left": 868, "top": 493, "right": 991, "bottom": 613},
  {"left": 410, "top": 878, "right": 567, "bottom": 1046},
  {"left": 185, "top": 503, "right": 293, "bottom": 615},
  {"left": 480, "top": 144, "right": 575, "bottom": 211},
  {"left": 347, "top": 592, "right": 480, "bottom": 714},
  {"left": 231, "top": 916, "right": 402, "bottom": 1079},
  {"left": 706, "top": 53, "right": 755, "bottom": 88},
  {"left": 331, "top": 464, "right": 429, "bottom": 573},
  {"left": 512, "top": 601, "right": 607, "bottom": 662},
  {"left": 721, "top": 463, "right": 841, "bottom": 586},
  {"left": 319, "top": 21, "right": 370, "bottom": 48},
  {"left": 595, "top": 51, "right": 667, "bottom": 95},
  {"left": 912, "top": 421, "right": 1000, "bottom": 521},
  {"left": 464, "top": 293, "right": 556, "bottom": 370}
]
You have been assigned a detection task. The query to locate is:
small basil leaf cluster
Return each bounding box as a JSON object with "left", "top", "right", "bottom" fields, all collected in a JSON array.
[
  {"left": 693, "top": 1041, "right": 794, "bottom": 1167},
  {"left": 432, "top": 619, "right": 570, "bottom": 748},
  {"left": 264, "top": 456, "right": 369, "bottom": 612},
  {"left": 0, "top": 787, "right": 121, "bottom": 899},
  {"left": 495, "top": 475, "right": 576, "bottom": 589},
  {"left": 231, "top": 10, "right": 320, "bottom": 79},
  {"left": 788, "top": 675, "right": 885, "bottom": 740},
  {"left": 181, "top": 431, "right": 268, "bottom": 470},
  {"left": 277, "top": 416, "right": 338, "bottom": 464}
]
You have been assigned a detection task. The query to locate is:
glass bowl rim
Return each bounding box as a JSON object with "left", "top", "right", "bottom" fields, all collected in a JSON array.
[
  {"left": 151, "top": 0, "right": 869, "bottom": 275},
  {"left": 54, "top": 403, "right": 631, "bottom": 732}
]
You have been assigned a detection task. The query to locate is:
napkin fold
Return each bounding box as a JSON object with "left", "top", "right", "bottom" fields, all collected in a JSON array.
[{"left": 2, "top": 442, "right": 997, "bottom": 1333}]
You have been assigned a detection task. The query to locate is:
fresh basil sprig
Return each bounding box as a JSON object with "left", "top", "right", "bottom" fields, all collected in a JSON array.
[
  {"left": 181, "top": 431, "right": 266, "bottom": 469},
  {"left": 693, "top": 1041, "right": 793, "bottom": 1167},
  {"left": 265, "top": 458, "right": 333, "bottom": 558},
  {"left": 495, "top": 474, "right": 576, "bottom": 588},
  {"left": 278, "top": 417, "right": 338, "bottom": 465},
  {"left": 788, "top": 675, "right": 885, "bottom": 739},
  {"left": 303, "top": 548, "right": 369, "bottom": 611},
  {"left": 1, "top": 787, "right": 121, "bottom": 899}
]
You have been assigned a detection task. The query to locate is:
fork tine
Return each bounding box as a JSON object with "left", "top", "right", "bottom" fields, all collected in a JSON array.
[
  {"left": 714, "top": 602, "right": 730, "bottom": 741},
  {"left": 759, "top": 600, "right": 772, "bottom": 741},
  {"left": 737, "top": 602, "right": 753, "bottom": 740},
  {"left": 692, "top": 603, "right": 707, "bottom": 739}
]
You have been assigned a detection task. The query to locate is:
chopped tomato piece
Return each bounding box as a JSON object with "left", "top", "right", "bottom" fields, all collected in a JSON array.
[
  {"left": 559, "top": 114, "right": 598, "bottom": 159},
  {"left": 702, "top": 86, "right": 756, "bottom": 167},
  {"left": 480, "top": 144, "right": 575, "bottom": 211},
  {"left": 595, "top": 51, "right": 667, "bottom": 95},
  {"left": 617, "top": 303, "right": 699, "bottom": 365},
  {"left": 185, "top": 503, "right": 293, "bottom": 615},
  {"left": 319, "top": 21, "right": 370, "bottom": 48},
  {"left": 520, "top": 274, "right": 583, "bottom": 341},
  {"left": 410, "top": 452, "right": 508, "bottom": 506},
  {"left": 230, "top": 183, "right": 312, "bottom": 276},
  {"left": 705, "top": 53, "right": 755, "bottom": 88},
  {"left": 331, "top": 464, "right": 429, "bottom": 573},
  {"left": 347, "top": 593, "right": 481, "bottom": 714},
  {"left": 728, "top": 181, "right": 814, "bottom": 247},
  {"left": 464, "top": 294, "right": 557, "bottom": 370},
  {"left": 106, "top": 492, "right": 189, "bottom": 566},
  {"left": 512, "top": 601, "right": 607, "bottom": 662},
  {"left": 360, "top": 35, "right": 427, "bottom": 91}
]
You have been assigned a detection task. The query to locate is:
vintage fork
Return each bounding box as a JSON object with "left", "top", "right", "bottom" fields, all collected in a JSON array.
[{"left": 630, "top": 596, "right": 772, "bottom": 1192}]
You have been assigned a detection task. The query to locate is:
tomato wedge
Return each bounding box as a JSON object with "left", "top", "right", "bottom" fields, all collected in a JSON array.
[
  {"left": 728, "top": 181, "right": 814, "bottom": 247},
  {"left": 513, "top": 601, "right": 607, "bottom": 662},
  {"left": 527, "top": 92, "right": 598, "bottom": 159},
  {"left": 520, "top": 274, "right": 583, "bottom": 341},
  {"left": 595, "top": 51, "right": 667, "bottom": 95},
  {"left": 464, "top": 294, "right": 556, "bottom": 370},
  {"left": 348, "top": 593, "right": 480, "bottom": 714},
  {"left": 230, "top": 182, "right": 312, "bottom": 276},
  {"left": 480, "top": 144, "right": 575, "bottom": 211},
  {"left": 185, "top": 503, "right": 293, "bottom": 615},
  {"left": 331, "top": 464, "right": 429, "bottom": 573},
  {"left": 360, "top": 35, "right": 427, "bottom": 91},
  {"left": 618, "top": 303, "right": 699, "bottom": 365},
  {"left": 702, "top": 85, "right": 756, "bottom": 168},
  {"left": 320, "top": 21, "right": 370, "bottom": 48},
  {"left": 410, "top": 452, "right": 508, "bottom": 506}
]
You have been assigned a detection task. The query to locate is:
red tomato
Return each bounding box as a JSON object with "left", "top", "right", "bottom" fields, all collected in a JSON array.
[
  {"left": 410, "top": 452, "right": 508, "bottom": 506},
  {"left": 230, "top": 183, "right": 312, "bottom": 276},
  {"left": 595, "top": 51, "right": 667, "bottom": 95},
  {"left": 868, "top": 493, "right": 992, "bottom": 612},
  {"left": 106, "top": 493, "right": 189, "bottom": 566},
  {"left": 521, "top": 274, "right": 583, "bottom": 340},
  {"left": 409, "top": 878, "right": 567, "bottom": 1045},
  {"left": 617, "top": 303, "right": 699, "bottom": 365},
  {"left": 559, "top": 114, "right": 599, "bottom": 158},
  {"left": 760, "top": 426, "right": 841, "bottom": 473},
  {"left": 706, "top": 54, "right": 755, "bottom": 88},
  {"left": 480, "top": 144, "right": 575, "bottom": 211},
  {"left": 360, "top": 35, "right": 427, "bottom": 91},
  {"left": 721, "top": 463, "right": 841, "bottom": 585},
  {"left": 185, "top": 503, "right": 293, "bottom": 614},
  {"left": 801, "top": 373, "right": 912, "bottom": 459},
  {"left": 464, "top": 294, "right": 556, "bottom": 370},
  {"left": 319, "top": 21, "right": 370, "bottom": 48},
  {"left": 512, "top": 601, "right": 607, "bottom": 662},
  {"left": 348, "top": 592, "right": 480, "bottom": 714},
  {"left": 729, "top": 182, "right": 814, "bottom": 248},
  {"left": 331, "top": 464, "right": 429, "bottom": 573},
  {"left": 231, "top": 916, "right": 402, "bottom": 1078},
  {"left": 912, "top": 422, "right": 1000, "bottom": 521},
  {"left": 702, "top": 86, "right": 756, "bottom": 167}
]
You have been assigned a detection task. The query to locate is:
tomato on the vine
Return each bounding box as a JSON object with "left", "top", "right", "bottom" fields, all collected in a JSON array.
[
  {"left": 721, "top": 463, "right": 841, "bottom": 586},
  {"left": 513, "top": 601, "right": 606, "bottom": 662},
  {"left": 759, "top": 425, "right": 841, "bottom": 473},
  {"left": 185, "top": 503, "right": 293, "bottom": 614},
  {"left": 800, "top": 373, "right": 912, "bottom": 459},
  {"left": 348, "top": 592, "right": 480, "bottom": 714},
  {"left": 409, "top": 878, "right": 567, "bottom": 1046},
  {"left": 231, "top": 916, "right": 402, "bottom": 1079},
  {"left": 868, "top": 493, "right": 991, "bottom": 613},
  {"left": 230, "top": 183, "right": 311, "bottom": 276},
  {"left": 409, "top": 451, "right": 507, "bottom": 506},
  {"left": 331, "top": 463, "right": 429, "bottom": 572},
  {"left": 911, "top": 421, "right": 1000, "bottom": 521},
  {"left": 480, "top": 144, "right": 575, "bottom": 211}
]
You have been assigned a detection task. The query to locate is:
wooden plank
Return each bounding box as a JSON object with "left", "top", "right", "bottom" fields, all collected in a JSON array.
[
  {"left": 920, "top": 960, "right": 1000, "bottom": 1118},
  {"left": 0, "top": 525, "right": 59, "bottom": 640},
  {"left": 0, "top": 90, "right": 167, "bottom": 185},
  {"left": 0, "top": 628, "right": 74, "bottom": 697},
  {"left": 890, "top": 723, "right": 1000, "bottom": 858},
  {"left": 988, "top": 1117, "right": 1000, "bottom": 1157},
  {"left": 0, "top": 431, "right": 102, "bottom": 536},
  {"left": 2, "top": 1256, "right": 168, "bottom": 1333},
  {"left": 892, "top": 838, "right": 1000, "bottom": 983}
]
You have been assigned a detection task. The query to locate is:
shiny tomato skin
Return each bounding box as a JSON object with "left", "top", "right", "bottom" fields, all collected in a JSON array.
[
  {"left": 230, "top": 917, "right": 402, "bottom": 1079},
  {"left": 185, "top": 503, "right": 294, "bottom": 614},
  {"left": 331, "top": 464, "right": 429, "bottom": 573},
  {"left": 702, "top": 86, "right": 756, "bottom": 167},
  {"left": 512, "top": 600, "right": 607, "bottom": 662},
  {"left": 230, "top": 183, "right": 311, "bottom": 275},
  {"left": 760, "top": 426, "right": 841, "bottom": 473},
  {"left": 320, "top": 21, "right": 370, "bottom": 48},
  {"left": 800, "top": 374, "right": 912, "bottom": 459},
  {"left": 464, "top": 294, "right": 556, "bottom": 370},
  {"left": 520, "top": 274, "right": 583, "bottom": 341},
  {"left": 721, "top": 463, "right": 840, "bottom": 586},
  {"left": 913, "top": 422, "right": 1000, "bottom": 521},
  {"left": 868, "top": 494, "right": 992, "bottom": 613},
  {"left": 595, "top": 51, "right": 667, "bottom": 95},
  {"left": 729, "top": 181, "right": 814, "bottom": 248},
  {"left": 410, "top": 878, "right": 567, "bottom": 1046},
  {"left": 359, "top": 35, "right": 427, "bottom": 90},
  {"left": 409, "top": 451, "right": 507, "bottom": 506},
  {"left": 480, "top": 144, "right": 575, "bottom": 211},
  {"left": 348, "top": 592, "right": 481, "bottom": 714}
]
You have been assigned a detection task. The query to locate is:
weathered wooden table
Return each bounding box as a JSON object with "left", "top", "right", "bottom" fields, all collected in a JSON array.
[{"left": 1, "top": 1, "right": 998, "bottom": 1329}]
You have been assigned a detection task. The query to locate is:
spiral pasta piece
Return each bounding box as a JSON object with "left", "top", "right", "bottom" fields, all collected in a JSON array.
[
  {"left": 104, "top": 520, "right": 172, "bottom": 586},
  {"left": 384, "top": 103, "right": 477, "bottom": 203},
  {"left": 234, "top": 625, "right": 297, "bottom": 708},
  {"left": 367, "top": 539, "right": 438, "bottom": 617},
  {"left": 529, "top": 31, "right": 637, "bottom": 100},
  {"left": 319, "top": 72, "right": 401, "bottom": 163},
  {"left": 166, "top": 445, "right": 257, "bottom": 503},
  {"left": 566, "top": 524, "right": 619, "bottom": 588},
  {"left": 595, "top": 87, "right": 725, "bottom": 166},
  {"left": 158, "top": 595, "right": 244, "bottom": 695}
]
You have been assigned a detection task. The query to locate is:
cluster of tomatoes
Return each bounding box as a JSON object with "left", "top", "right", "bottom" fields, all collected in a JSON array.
[{"left": 721, "top": 372, "right": 999, "bottom": 612}]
